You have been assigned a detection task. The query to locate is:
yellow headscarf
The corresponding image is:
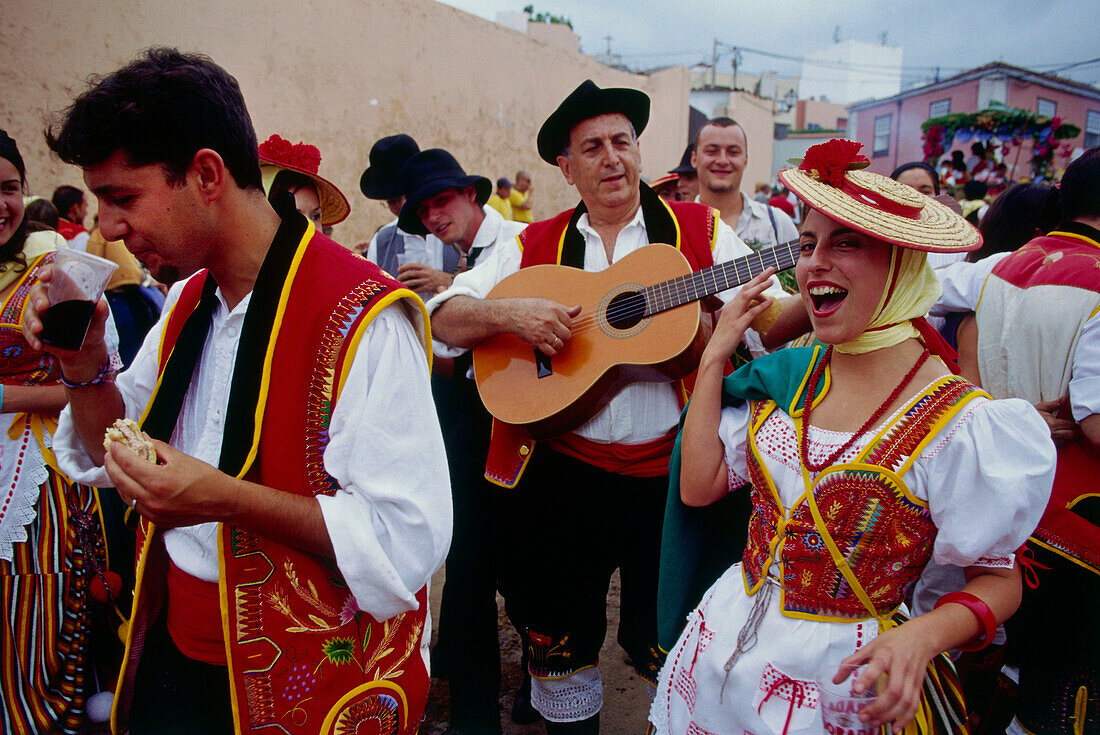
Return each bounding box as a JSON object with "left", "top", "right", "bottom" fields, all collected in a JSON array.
[{"left": 833, "top": 245, "right": 942, "bottom": 355}]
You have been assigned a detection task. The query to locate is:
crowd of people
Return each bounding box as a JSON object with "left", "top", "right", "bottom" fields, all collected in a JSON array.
[{"left": 0, "top": 46, "right": 1095, "bottom": 735}]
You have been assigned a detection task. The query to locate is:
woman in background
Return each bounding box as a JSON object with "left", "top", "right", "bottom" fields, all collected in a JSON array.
[{"left": 0, "top": 128, "right": 121, "bottom": 733}]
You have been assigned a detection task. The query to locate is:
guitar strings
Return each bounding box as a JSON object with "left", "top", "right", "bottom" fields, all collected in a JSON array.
[{"left": 544, "top": 244, "right": 799, "bottom": 338}]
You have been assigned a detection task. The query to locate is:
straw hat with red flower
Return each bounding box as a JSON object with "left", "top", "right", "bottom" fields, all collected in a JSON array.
[
  {"left": 258, "top": 134, "right": 350, "bottom": 226},
  {"left": 779, "top": 139, "right": 980, "bottom": 252}
]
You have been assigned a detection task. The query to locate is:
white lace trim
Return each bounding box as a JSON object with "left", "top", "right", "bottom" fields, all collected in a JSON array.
[
  {"left": 754, "top": 385, "right": 983, "bottom": 475},
  {"left": 531, "top": 667, "right": 602, "bottom": 722},
  {"left": 0, "top": 413, "right": 50, "bottom": 562}
]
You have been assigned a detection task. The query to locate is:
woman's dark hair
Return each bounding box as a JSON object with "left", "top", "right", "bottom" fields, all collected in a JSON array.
[
  {"left": 889, "top": 161, "right": 940, "bottom": 196},
  {"left": 46, "top": 47, "right": 263, "bottom": 191},
  {"left": 0, "top": 129, "right": 30, "bottom": 271},
  {"left": 266, "top": 170, "right": 316, "bottom": 220},
  {"left": 25, "top": 199, "right": 60, "bottom": 232},
  {"left": 1059, "top": 146, "right": 1100, "bottom": 221},
  {"left": 969, "top": 183, "right": 1061, "bottom": 262}
]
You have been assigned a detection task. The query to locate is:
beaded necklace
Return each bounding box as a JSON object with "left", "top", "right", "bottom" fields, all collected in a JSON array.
[{"left": 799, "top": 345, "right": 931, "bottom": 473}]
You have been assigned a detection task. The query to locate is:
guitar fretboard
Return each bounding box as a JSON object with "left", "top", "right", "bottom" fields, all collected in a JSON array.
[{"left": 642, "top": 239, "right": 800, "bottom": 316}]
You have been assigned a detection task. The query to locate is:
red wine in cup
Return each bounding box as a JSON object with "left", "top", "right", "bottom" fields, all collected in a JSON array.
[{"left": 40, "top": 299, "right": 96, "bottom": 351}]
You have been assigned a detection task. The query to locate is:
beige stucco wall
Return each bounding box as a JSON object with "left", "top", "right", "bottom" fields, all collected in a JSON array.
[{"left": 1, "top": 0, "right": 689, "bottom": 247}]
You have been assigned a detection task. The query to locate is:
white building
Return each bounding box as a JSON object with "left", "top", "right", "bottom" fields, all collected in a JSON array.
[{"left": 800, "top": 39, "right": 902, "bottom": 105}]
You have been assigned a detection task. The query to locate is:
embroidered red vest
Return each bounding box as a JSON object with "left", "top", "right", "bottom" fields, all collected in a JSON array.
[
  {"left": 483, "top": 197, "right": 720, "bottom": 487},
  {"left": 517, "top": 199, "right": 719, "bottom": 271},
  {"left": 989, "top": 231, "right": 1100, "bottom": 576},
  {"left": 741, "top": 375, "right": 984, "bottom": 621},
  {"left": 113, "top": 227, "right": 432, "bottom": 735}
]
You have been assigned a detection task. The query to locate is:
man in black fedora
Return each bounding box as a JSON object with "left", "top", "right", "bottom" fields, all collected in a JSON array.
[
  {"left": 401, "top": 147, "right": 530, "bottom": 735},
  {"left": 670, "top": 142, "right": 699, "bottom": 202},
  {"left": 427, "top": 79, "right": 784, "bottom": 733},
  {"left": 359, "top": 134, "right": 431, "bottom": 277}
]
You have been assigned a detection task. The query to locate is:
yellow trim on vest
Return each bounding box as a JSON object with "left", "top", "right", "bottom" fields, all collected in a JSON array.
[
  {"left": 235, "top": 222, "right": 313, "bottom": 480},
  {"left": 335, "top": 289, "right": 432, "bottom": 401},
  {"left": 1074, "top": 685, "right": 1089, "bottom": 735},
  {"left": 1, "top": 254, "right": 49, "bottom": 329},
  {"left": 1048, "top": 230, "right": 1100, "bottom": 250},
  {"left": 555, "top": 220, "right": 568, "bottom": 264},
  {"left": 110, "top": 522, "right": 158, "bottom": 735},
  {"left": 741, "top": 400, "right": 784, "bottom": 595},
  {"left": 656, "top": 195, "right": 683, "bottom": 250},
  {"left": 483, "top": 419, "right": 535, "bottom": 489},
  {"left": 1068, "top": 492, "right": 1100, "bottom": 509},
  {"left": 801, "top": 457, "right": 883, "bottom": 620},
  {"left": 216, "top": 533, "right": 244, "bottom": 733},
  {"left": 788, "top": 345, "right": 829, "bottom": 418},
  {"left": 514, "top": 232, "right": 525, "bottom": 254},
  {"left": 1089, "top": 302, "right": 1100, "bottom": 321},
  {"left": 1029, "top": 537, "right": 1100, "bottom": 578},
  {"left": 814, "top": 461, "right": 923, "bottom": 507},
  {"left": 319, "top": 680, "right": 410, "bottom": 734},
  {"left": 890, "top": 384, "right": 987, "bottom": 478}
]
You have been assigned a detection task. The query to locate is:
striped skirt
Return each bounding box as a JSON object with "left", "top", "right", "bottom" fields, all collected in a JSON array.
[{"left": 0, "top": 469, "right": 104, "bottom": 734}]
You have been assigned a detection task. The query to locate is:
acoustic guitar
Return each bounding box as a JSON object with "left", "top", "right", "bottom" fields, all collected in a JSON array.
[{"left": 471, "top": 240, "right": 800, "bottom": 438}]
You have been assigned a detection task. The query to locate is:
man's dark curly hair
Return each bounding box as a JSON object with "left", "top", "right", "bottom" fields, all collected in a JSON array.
[{"left": 46, "top": 47, "right": 263, "bottom": 191}]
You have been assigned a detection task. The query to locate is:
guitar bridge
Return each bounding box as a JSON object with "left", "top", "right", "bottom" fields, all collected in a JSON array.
[{"left": 534, "top": 349, "right": 553, "bottom": 379}]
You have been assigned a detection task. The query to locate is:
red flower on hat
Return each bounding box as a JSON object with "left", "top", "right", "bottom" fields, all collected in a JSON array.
[
  {"left": 258, "top": 134, "right": 322, "bottom": 175},
  {"left": 799, "top": 139, "right": 869, "bottom": 187}
]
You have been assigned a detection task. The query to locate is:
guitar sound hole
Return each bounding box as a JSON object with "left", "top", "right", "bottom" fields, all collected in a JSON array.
[{"left": 605, "top": 291, "right": 646, "bottom": 330}]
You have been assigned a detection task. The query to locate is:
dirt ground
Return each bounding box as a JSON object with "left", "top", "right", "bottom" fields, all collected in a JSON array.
[{"left": 420, "top": 566, "right": 652, "bottom": 734}]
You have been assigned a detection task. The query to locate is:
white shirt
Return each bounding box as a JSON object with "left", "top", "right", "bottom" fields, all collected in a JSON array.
[
  {"left": 365, "top": 219, "right": 433, "bottom": 268},
  {"left": 731, "top": 193, "right": 800, "bottom": 250},
  {"left": 931, "top": 251, "right": 1100, "bottom": 421},
  {"left": 426, "top": 203, "right": 785, "bottom": 444},
  {"left": 54, "top": 276, "right": 452, "bottom": 620}
]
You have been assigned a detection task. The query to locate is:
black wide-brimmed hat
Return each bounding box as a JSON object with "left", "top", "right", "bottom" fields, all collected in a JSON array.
[
  {"left": 536, "top": 79, "right": 650, "bottom": 164},
  {"left": 669, "top": 143, "right": 696, "bottom": 175},
  {"left": 397, "top": 149, "right": 491, "bottom": 236},
  {"left": 359, "top": 134, "right": 420, "bottom": 200}
]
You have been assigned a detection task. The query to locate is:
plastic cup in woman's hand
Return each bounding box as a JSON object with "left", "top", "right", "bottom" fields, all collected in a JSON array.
[{"left": 818, "top": 665, "right": 879, "bottom": 735}]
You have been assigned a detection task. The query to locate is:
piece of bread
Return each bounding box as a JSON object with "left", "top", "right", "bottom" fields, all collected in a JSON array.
[{"left": 103, "top": 418, "right": 157, "bottom": 463}]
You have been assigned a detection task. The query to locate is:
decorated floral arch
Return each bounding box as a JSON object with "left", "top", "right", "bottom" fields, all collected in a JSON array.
[{"left": 921, "top": 106, "right": 1080, "bottom": 181}]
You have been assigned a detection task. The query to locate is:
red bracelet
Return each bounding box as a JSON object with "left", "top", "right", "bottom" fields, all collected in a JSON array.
[{"left": 934, "top": 591, "right": 997, "bottom": 651}]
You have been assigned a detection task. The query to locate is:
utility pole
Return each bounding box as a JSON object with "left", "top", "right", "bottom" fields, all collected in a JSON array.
[
  {"left": 603, "top": 35, "right": 612, "bottom": 55},
  {"left": 731, "top": 47, "right": 741, "bottom": 91},
  {"left": 711, "top": 38, "right": 718, "bottom": 88}
]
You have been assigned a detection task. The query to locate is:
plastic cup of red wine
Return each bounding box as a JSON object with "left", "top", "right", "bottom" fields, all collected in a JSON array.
[{"left": 40, "top": 248, "right": 118, "bottom": 351}]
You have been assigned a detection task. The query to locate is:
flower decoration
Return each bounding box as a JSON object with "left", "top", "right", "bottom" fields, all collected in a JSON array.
[
  {"left": 258, "top": 133, "right": 322, "bottom": 175},
  {"left": 796, "top": 139, "right": 871, "bottom": 187}
]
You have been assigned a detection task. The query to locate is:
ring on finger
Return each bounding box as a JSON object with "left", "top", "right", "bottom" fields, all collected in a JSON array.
[{"left": 130, "top": 497, "right": 138, "bottom": 510}]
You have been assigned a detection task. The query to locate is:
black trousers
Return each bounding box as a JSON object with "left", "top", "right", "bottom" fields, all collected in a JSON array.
[
  {"left": 434, "top": 371, "right": 507, "bottom": 734},
  {"left": 496, "top": 446, "right": 668, "bottom": 687},
  {"left": 128, "top": 614, "right": 233, "bottom": 734}
]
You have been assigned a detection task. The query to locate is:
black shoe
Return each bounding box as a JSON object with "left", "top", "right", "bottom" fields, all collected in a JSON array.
[{"left": 510, "top": 672, "right": 542, "bottom": 724}]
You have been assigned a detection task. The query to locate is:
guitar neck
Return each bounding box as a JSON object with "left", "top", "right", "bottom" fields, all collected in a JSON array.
[{"left": 642, "top": 239, "right": 800, "bottom": 316}]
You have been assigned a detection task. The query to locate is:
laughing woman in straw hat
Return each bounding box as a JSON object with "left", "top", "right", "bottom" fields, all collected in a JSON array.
[
  {"left": 257, "top": 134, "right": 350, "bottom": 230},
  {"left": 649, "top": 139, "right": 1056, "bottom": 735}
]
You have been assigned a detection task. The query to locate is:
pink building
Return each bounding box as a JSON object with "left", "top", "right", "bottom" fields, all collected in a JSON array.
[{"left": 849, "top": 63, "right": 1100, "bottom": 177}]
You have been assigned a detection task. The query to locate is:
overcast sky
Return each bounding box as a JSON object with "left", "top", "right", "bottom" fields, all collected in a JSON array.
[{"left": 439, "top": 0, "right": 1100, "bottom": 89}]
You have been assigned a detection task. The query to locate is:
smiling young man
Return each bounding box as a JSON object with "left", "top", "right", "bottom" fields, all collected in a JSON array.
[
  {"left": 427, "top": 80, "right": 785, "bottom": 733},
  {"left": 25, "top": 48, "right": 450, "bottom": 735},
  {"left": 694, "top": 118, "right": 799, "bottom": 266}
]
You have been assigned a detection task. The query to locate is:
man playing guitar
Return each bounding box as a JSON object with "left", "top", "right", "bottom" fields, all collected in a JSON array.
[{"left": 427, "top": 80, "right": 788, "bottom": 734}]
